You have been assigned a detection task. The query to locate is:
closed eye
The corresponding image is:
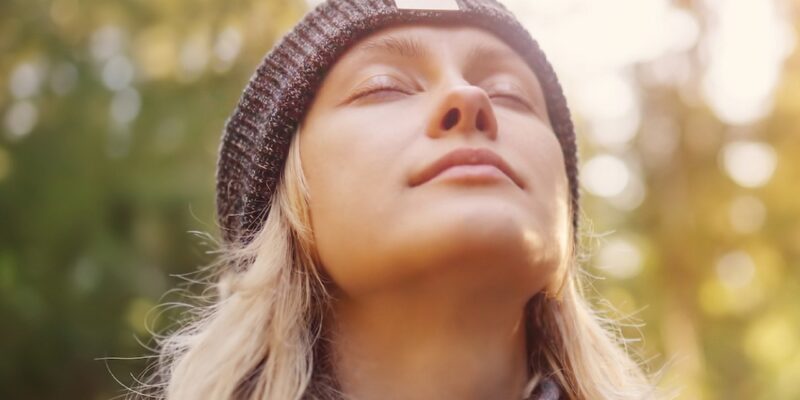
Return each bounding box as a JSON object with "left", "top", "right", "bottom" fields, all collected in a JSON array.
[
  {"left": 353, "top": 84, "right": 411, "bottom": 101},
  {"left": 345, "top": 76, "right": 414, "bottom": 104},
  {"left": 478, "top": 78, "right": 537, "bottom": 113},
  {"left": 488, "top": 92, "right": 534, "bottom": 112}
]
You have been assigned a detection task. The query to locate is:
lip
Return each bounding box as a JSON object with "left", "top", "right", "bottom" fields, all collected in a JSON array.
[{"left": 409, "top": 147, "right": 525, "bottom": 189}]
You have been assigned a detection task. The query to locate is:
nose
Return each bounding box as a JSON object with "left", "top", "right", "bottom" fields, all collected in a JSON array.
[{"left": 427, "top": 86, "right": 498, "bottom": 140}]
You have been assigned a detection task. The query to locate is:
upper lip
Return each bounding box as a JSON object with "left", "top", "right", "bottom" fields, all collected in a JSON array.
[{"left": 409, "top": 147, "right": 525, "bottom": 188}]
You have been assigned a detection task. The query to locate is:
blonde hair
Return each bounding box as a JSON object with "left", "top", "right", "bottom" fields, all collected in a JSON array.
[{"left": 131, "top": 132, "right": 662, "bottom": 400}]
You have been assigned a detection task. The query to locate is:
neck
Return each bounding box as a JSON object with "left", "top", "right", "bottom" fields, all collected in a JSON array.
[{"left": 327, "top": 275, "right": 532, "bottom": 400}]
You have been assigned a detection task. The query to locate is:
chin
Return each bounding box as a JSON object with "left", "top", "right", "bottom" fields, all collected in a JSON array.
[
  {"left": 423, "top": 194, "right": 538, "bottom": 240},
  {"left": 326, "top": 196, "right": 564, "bottom": 298},
  {"left": 381, "top": 198, "right": 558, "bottom": 285}
]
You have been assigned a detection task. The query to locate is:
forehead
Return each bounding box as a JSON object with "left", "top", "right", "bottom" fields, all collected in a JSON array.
[{"left": 339, "top": 24, "right": 525, "bottom": 65}]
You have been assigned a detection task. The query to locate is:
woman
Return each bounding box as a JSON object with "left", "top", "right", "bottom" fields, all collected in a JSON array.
[{"left": 140, "top": 0, "right": 658, "bottom": 399}]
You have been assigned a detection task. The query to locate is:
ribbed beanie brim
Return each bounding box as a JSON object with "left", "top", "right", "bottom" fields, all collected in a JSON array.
[{"left": 217, "top": 0, "right": 580, "bottom": 247}]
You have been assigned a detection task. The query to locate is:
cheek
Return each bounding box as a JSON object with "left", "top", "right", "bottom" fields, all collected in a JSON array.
[
  {"left": 507, "top": 121, "right": 572, "bottom": 258},
  {"left": 531, "top": 148, "right": 570, "bottom": 225},
  {"left": 299, "top": 118, "right": 411, "bottom": 292},
  {"left": 539, "top": 146, "right": 572, "bottom": 273}
]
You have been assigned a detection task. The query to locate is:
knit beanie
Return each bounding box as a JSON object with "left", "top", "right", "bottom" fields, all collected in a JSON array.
[{"left": 217, "top": 0, "right": 580, "bottom": 247}]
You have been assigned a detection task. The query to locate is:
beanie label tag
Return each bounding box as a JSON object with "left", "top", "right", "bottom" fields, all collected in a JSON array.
[{"left": 394, "top": 0, "right": 460, "bottom": 11}]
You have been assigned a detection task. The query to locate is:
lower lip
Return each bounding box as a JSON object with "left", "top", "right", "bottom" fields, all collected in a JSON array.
[{"left": 428, "top": 164, "right": 513, "bottom": 185}]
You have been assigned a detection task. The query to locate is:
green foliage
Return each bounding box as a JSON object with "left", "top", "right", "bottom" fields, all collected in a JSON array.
[{"left": 0, "top": 0, "right": 306, "bottom": 398}]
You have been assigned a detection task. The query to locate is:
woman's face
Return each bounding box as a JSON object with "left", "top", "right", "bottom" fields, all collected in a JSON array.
[{"left": 299, "top": 25, "right": 571, "bottom": 302}]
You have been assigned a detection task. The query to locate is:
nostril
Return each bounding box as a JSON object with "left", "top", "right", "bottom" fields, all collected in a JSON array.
[
  {"left": 476, "top": 109, "right": 488, "bottom": 131},
  {"left": 441, "top": 108, "right": 460, "bottom": 131}
]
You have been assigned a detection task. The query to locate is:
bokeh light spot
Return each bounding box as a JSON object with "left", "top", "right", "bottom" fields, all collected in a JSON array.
[
  {"left": 720, "top": 141, "right": 777, "bottom": 188},
  {"left": 4, "top": 101, "right": 39, "bottom": 139},
  {"left": 102, "top": 55, "right": 135, "bottom": 91},
  {"left": 213, "top": 26, "right": 243, "bottom": 72},
  {"left": 110, "top": 88, "right": 141, "bottom": 126},
  {"left": 744, "top": 312, "right": 797, "bottom": 366},
  {"left": 715, "top": 250, "right": 756, "bottom": 289},
  {"left": 10, "top": 62, "right": 44, "bottom": 99},
  {"left": 582, "top": 154, "right": 631, "bottom": 197},
  {"left": 90, "top": 25, "right": 127, "bottom": 62},
  {"left": 595, "top": 236, "right": 643, "bottom": 279},
  {"left": 700, "top": 0, "right": 795, "bottom": 125}
]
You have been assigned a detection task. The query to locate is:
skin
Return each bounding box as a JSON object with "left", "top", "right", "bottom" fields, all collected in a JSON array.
[{"left": 299, "top": 25, "right": 571, "bottom": 400}]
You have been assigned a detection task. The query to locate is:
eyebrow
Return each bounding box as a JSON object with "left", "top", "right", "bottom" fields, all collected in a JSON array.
[{"left": 358, "top": 35, "right": 431, "bottom": 59}]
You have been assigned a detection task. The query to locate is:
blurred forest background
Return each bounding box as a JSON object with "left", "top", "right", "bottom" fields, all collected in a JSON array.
[{"left": 1, "top": 0, "right": 798, "bottom": 399}]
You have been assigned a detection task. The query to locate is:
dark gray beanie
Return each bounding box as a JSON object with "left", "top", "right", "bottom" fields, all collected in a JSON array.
[{"left": 217, "top": 0, "right": 580, "bottom": 246}]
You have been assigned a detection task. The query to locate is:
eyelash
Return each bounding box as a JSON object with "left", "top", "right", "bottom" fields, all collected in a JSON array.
[
  {"left": 349, "top": 82, "right": 411, "bottom": 102},
  {"left": 350, "top": 82, "right": 534, "bottom": 112},
  {"left": 488, "top": 92, "right": 533, "bottom": 110}
]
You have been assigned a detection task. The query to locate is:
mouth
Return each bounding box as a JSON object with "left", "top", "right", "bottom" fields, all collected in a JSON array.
[{"left": 408, "top": 147, "right": 525, "bottom": 189}]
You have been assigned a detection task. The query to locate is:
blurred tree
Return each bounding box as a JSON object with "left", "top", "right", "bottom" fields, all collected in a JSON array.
[
  {"left": 0, "top": 0, "right": 306, "bottom": 398},
  {"left": 577, "top": 4, "right": 800, "bottom": 398}
]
